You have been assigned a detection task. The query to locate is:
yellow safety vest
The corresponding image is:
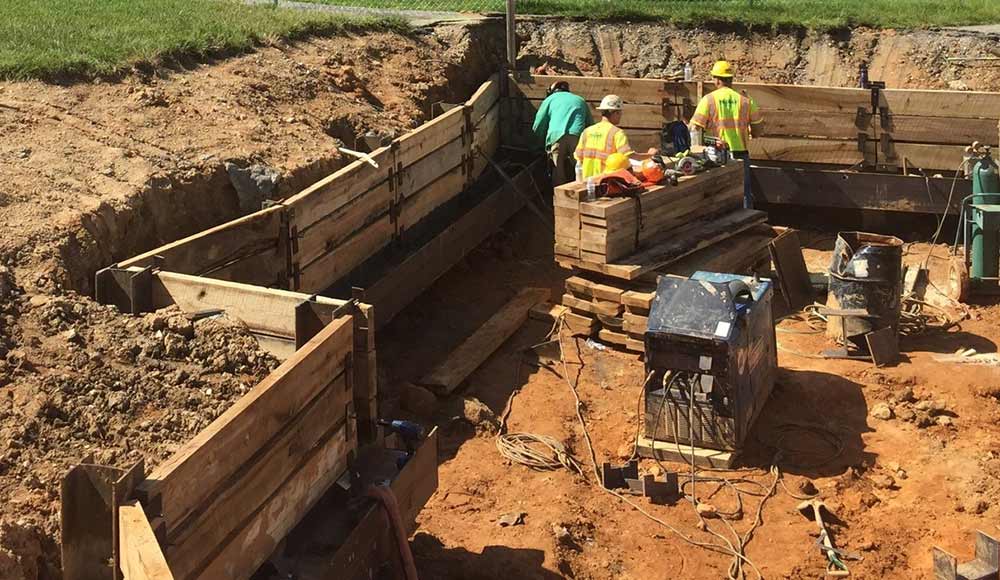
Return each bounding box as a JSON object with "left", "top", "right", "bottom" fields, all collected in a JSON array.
[
  {"left": 690, "top": 87, "right": 762, "bottom": 152},
  {"left": 573, "top": 119, "right": 633, "bottom": 179}
]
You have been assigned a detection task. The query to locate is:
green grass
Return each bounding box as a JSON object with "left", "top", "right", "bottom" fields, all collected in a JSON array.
[
  {"left": 0, "top": 0, "right": 407, "bottom": 80},
  {"left": 304, "top": 0, "right": 1000, "bottom": 29}
]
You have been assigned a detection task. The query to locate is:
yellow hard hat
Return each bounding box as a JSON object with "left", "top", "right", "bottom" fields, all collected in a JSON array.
[
  {"left": 710, "top": 60, "right": 734, "bottom": 78},
  {"left": 605, "top": 152, "right": 630, "bottom": 172}
]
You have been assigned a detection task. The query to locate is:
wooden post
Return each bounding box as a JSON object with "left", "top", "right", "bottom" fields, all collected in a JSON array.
[{"left": 505, "top": 0, "right": 516, "bottom": 68}]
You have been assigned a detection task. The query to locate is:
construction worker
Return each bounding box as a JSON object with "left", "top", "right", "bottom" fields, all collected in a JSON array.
[
  {"left": 689, "top": 60, "right": 762, "bottom": 208},
  {"left": 532, "top": 81, "right": 593, "bottom": 186},
  {"left": 574, "top": 94, "right": 634, "bottom": 180}
]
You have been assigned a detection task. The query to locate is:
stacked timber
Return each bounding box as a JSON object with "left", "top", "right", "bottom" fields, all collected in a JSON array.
[
  {"left": 554, "top": 162, "right": 767, "bottom": 279},
  {"left": 558, "top": 225, "right": 775, "bottom": 353}
]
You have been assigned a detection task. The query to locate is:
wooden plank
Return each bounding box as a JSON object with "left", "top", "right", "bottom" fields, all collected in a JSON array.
[
  {"left": 750, "top": 165, "right": 969, "bottom": 215},
  {"left": 396, "top": 105, "right": 466, "bottom": 167},
  {"left": 529, "top": 302, "right": 569, "bottom": 323},
  {"left": 562, "top": 293, "right": 623, "bottom": 317},
  {"left": 296, "top": 214, "right": 393, "bottom": 293},
  {"left": 118, "top": 501, "right": 174, "bottom": 580},
  {"left": 364, "top": 159, "right": 540, "bottom": 329},
  {"left": 882, "top": 115, "right": 999, "bottom": 146},
  {"left": 472, "top": 104, "right": 501, "bottom": 177},
  {"left": 195, "top": 422, "right": 352, "bottom": 580},
  {"left": 285, "top": 147, "right": 392, "bottom": 231},
  {"left": 623, "top": 312, "right": 649, "bottom": 335},
  {"left": 120, "top": 206, "right": 285, "bottom": 288},
  {"left": 667, "top": 228, "right": 775, "bottom": 278},
  {"left": 140, "top": 316, "right": 353, "bottom": 533},
  {"left": 150, "top": 270, "right": 346, "bottom": 339},
  {"left": 625, "top": 337, "right": 646, "bottom": 353},
  {"left": 467, "top": 75, "right": 500, "bottom": 125},
  {"left": 419, "top": 288, "right": 550, "bottom": 394},
  {"left": 749, "top": 137, "right": 866, "bottom": 165},
  {"left": 295, "top": 180, "right": 393, "bottom": 270},
  {"left": 769, "top": 229, "right": 813, "bottom": 312},
  {"left": 733, "top": 83, "right": 869, "bottom": 113},
  {"left": 880, "top": 88, "right": 1000, "bottom": 118},
  {"left": 764, "top": 111, "right": 870, "bottom": 140},
  {"left": 565, "top": 276, "right": 624, "bottom": 302},
  {"left": 579, "top": 163, "right": 740, "bottom": 219},
  {"left": 887, "top": 142, "right": 968, "bottom": 172},
  {"left": 622, "top": 290, "right": 654, "bottom": 311},
  {"left": 602, "top": 209, "right": 768, "bottom": 280},
  {"left": 636, "top": 435, "right": 735, "bottom": 469},
  {"left": 511, "top": 72, "right": 697, "bottom": 105},
  {"left": 562, "top": 311, "right": 598, "bottom": 336},
  {"left": 400, "top": 161, "right": 465, "bottom": 232},
  {"left": 596, "top": 328, "right": 628, "bottom": 347},
  {"left": 165, "top": 375, "right": 351, "bottom": 579},
  {"left": 515, "top": 100, "right": 672, "bottom": 129}
]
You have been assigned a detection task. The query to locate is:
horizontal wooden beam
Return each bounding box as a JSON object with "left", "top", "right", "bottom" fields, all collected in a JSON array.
[
  {"left": 750, "top": 165, "right": 970, "bottom": 214},
  {"left": 119, "top": 501, "right": 174, "bottom": 580},
  {"left": 363, "top": 158, "right": 543, "bottom": 329},
  {"left": 140, "top": 316, "right": 353, "bottom": 536}
]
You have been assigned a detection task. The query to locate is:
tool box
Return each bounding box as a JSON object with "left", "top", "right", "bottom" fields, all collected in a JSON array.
[{"left": 643, "top": 272, "right": 777, "bottom": 452}]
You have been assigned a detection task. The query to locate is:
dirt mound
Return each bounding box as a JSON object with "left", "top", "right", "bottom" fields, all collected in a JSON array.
[{"left": 0, "top": 273, "right": 280, "bottom": 578}]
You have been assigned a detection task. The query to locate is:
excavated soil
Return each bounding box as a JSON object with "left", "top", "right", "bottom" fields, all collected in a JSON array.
[{"left": 2, "top": 16, "right": 1000, "bottom": 580}]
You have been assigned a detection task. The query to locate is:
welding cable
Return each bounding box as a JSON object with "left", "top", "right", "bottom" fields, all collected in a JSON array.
[
  {"left": 494, "top": 319, "right": 584, "bottom": 475},
  {"left": 555, "top": 321, "right": 770, "bottom": 580}
]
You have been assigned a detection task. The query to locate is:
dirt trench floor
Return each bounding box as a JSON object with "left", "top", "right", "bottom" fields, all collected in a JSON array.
[{"left": 377, "top": 209, "right": 1000, "bottom": 580}]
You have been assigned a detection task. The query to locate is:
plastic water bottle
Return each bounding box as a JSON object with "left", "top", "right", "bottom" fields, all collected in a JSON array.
[
  {"left": 575, "top": 160, "right": 583, "bottom": 183},
  {"left": 684, "top": 61, "right": 693, "bottom": 81},
  {"left": 585, "top": 177, "right": 596, "bottom": 201}
]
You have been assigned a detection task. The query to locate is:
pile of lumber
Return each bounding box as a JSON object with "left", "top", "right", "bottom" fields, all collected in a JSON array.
[
  {"left": 555, "top": 162, "right": 768, "bottom": 280},
  {"left": 558, "top": 225, "right": 776, "bottom": 354}
]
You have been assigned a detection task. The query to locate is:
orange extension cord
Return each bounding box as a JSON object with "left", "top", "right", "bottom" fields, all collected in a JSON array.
[{"left": 366, "top": 484, "right": 420, "bottom": 580}]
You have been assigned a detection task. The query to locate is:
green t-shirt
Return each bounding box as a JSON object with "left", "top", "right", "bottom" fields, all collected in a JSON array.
[{"left": 532, "top": 91, "right": 594, "bottom": 149}]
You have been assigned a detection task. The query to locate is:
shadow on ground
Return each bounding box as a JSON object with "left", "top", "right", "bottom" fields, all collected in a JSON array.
[{"left": 412, "top": 532, "right": 563, "bottom": 579}]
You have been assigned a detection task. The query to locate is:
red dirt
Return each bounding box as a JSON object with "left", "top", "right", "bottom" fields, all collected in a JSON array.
[{"left": 378, "top": 212, "right": 1000, "bottom": 579}]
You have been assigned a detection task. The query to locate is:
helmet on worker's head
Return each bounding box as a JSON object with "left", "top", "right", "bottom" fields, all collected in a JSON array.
[
  {"left": 640, "top": 159, "right": 665, "bottom": 183},
  {"left": 547, "top": 80, "right": 570, "bottom": 96},
  {"left": 597, "top": 94, "right": 624, "bottom": 112},
  {"left": 710, "top": 60, "right": 734, "bottom": 79},
  {"left": 605, "top": 152, "right": 630, "bottom": 172}
]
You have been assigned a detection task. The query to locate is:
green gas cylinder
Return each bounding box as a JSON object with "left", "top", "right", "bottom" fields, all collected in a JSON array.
[{"left": 971, "top": 151, "right": 1000, "bottom": 281}]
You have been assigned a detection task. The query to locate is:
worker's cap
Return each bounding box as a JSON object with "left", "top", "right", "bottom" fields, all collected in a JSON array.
[
  {"left": 597, "top": 94, "right": 624, "bottom": 111},
  {"left": 711, "top": 60, "right": 734, "bottom": 79},
  {"left": 547, "top": 80, "right": 570, "bottom": 95}
]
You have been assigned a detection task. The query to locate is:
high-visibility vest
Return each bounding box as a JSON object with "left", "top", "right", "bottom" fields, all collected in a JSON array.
[
  {"left": 690, "top": 87, "right": 762, "bottom": 152},
  {"left": 573, "top": 119, "right": 633, "bottom": 179}
]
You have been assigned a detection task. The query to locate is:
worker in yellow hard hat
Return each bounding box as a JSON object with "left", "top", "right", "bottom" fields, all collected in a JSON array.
[
  {"left": 574, "top": 94, "right": 634, "bottom": 180},
  {"left": 689, "top": 60, "right": 763, "bottom": 208}
]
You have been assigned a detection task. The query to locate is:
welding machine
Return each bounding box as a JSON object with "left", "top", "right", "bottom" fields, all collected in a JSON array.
[{"left": 643, "top": 272, "right": 776, "bottom": 452}]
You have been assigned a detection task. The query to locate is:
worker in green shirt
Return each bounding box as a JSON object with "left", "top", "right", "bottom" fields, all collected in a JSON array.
[{"left": 532, "top": 81, "right": 594, "bottom": 186}]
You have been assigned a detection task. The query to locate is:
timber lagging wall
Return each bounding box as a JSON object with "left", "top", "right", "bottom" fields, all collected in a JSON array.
[
  {"left": 507, "top": 72, "right": 1000, "bottom": 172},
  {"left": 120, "top": 73, "right": 502, "bottom": 295}
]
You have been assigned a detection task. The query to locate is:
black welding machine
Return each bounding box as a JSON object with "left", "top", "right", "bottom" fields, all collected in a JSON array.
[{"left": 643, "top": 271, "right": 777, "bottom": 452}]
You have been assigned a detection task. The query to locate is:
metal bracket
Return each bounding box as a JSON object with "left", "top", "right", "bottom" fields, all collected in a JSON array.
[
  {"left": 933, "top": 531, "right": 999, "bottom": 580},
  {"left": 294, "top": 295, "right": 360, "bottom": 349},
  {"left": 855, "top": 106, "right": 872, "bottom": 130},
  {"left": 94, "top": 263, "right": 158, "bottom": 315}
]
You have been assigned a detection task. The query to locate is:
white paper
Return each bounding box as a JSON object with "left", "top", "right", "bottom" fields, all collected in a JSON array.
[
  {"left": 715, "top": 321, "right": 731, "bottom": 337},
  {"left": 855, "top": 259, "right": 869, "bottom": 278},
  {"left": 699, "top": 355, "right": 712, "bottom": 370}
]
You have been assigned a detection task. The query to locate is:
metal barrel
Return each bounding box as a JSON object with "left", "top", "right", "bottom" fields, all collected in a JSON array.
[{"left": 828, "top": 232, "right": 903, "bottom": 348}]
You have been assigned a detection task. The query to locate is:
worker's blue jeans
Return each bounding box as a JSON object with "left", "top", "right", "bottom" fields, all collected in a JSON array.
[{"left": 731, "top": 151, "right": 753, "bottom": 209}]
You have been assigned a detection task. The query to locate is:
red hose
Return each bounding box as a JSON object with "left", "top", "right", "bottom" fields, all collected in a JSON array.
[{"left": 366, "top": 484, "right": 420, "bottom": 580}]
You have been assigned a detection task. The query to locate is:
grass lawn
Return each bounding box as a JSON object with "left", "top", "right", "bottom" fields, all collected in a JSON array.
[
  {"left": 0, "top": 0, "right": 405, "bottom": 80},
  {"left": 303, "top": 0, "right": 1000, "bottom": 29}
]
